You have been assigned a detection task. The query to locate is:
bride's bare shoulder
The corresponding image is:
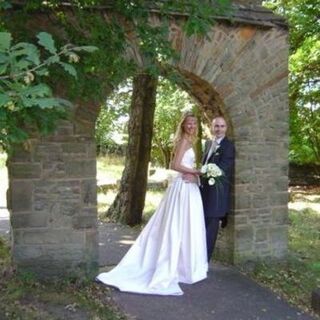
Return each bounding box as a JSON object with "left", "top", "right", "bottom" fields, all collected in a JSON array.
[{"left": 176, "top": 138, "right": 192, "bottom": 150}]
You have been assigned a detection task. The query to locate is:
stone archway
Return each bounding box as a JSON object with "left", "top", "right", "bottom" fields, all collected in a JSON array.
[
  {"left": 168, "top": 20, "right": 289, "bottom": 262},
  {"left": 7, "top": 2, "right": 289, "bottom": 277}
]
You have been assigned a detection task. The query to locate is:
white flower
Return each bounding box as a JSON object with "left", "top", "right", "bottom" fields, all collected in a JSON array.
[
  {"left": 206, "top": 163, "right": 222, "bottom": 177},
  {"left": 200, "top": 163, "right": 224, "bottom": 185},
  {"left": 200, "top": 164, "right": 207, "bottom": 174}
]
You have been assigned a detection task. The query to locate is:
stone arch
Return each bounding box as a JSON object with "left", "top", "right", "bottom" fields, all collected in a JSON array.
[
  {"left": 169, "top": 20, "right": 289, "bottom": 262},
  {"left": 7, "top": 5, "right": 289, "bottom": 277}
]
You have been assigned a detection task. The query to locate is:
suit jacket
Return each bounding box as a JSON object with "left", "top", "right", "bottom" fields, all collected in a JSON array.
[{"left": 200, "top": 137, "right": 235, "bottom": 218}]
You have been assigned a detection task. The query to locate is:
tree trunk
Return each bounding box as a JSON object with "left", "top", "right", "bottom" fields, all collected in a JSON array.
[
  {"left": 164, "top": 147, "right": 171, "bottom": 169},
  {"left": 107, "top": 73, "right": 158, "bottom": 226},
  {"left": 158, "top": 145, "right": 171, "bottom": 169}
]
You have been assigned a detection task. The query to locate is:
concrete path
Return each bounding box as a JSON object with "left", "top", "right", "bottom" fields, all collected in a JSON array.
[{"left": 98, "top": 223, "right": 316, "bottom": 320}]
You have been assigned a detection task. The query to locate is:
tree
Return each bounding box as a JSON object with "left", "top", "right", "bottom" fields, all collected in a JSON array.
[
  {"left": 265, "top": 0, "right": 320, "bottom": 164},
  {"left": 0, "top": 31, "right": 97, "bottom": 152},
  {"left": 108, "top": 73, "right": 158, "bottom": 225}
]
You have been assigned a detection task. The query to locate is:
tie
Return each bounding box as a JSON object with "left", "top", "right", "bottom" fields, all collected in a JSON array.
[{"left": 205, "top": 139, "right": 218, "bottom": 164}]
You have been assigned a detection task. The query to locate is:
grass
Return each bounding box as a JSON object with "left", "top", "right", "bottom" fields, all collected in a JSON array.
[
  {"left": 97, "top": 154, "right": 165, "bottom": 222},
  {"left": 246, "top": 191, "right": 320, "bottom": 318},
  {"left": 97, "top": 154, "right": 125, "bottom": 182}
]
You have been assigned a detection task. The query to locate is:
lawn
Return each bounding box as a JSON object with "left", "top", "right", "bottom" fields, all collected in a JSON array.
[{"left": 246, "top": 188, "right": 320, "bottom": 318}]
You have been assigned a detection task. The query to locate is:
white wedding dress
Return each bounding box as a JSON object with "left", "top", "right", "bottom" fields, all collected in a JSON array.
[{"left": 96, "top": 148, "right": 208, "bottom": 295}]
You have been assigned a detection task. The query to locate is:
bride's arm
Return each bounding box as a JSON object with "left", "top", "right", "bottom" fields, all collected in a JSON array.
[{"left": 170, "top": 139, "right": 200, "bottom": 175}]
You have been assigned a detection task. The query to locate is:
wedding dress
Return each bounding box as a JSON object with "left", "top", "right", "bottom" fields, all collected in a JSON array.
[{"left": 96, "top": 148, "right": 208, "bottom": 295}]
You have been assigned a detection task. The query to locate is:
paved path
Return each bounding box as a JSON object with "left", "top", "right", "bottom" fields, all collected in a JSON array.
[{"left": 98, "top": 223, "right": 316, "bottom": 320}]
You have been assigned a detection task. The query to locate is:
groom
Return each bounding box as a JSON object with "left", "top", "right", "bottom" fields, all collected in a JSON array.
[{"left": 201, "top": 116, "right": 235, "bottom": 262}]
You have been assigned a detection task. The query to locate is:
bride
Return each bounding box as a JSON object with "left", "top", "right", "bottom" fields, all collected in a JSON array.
[{"left": 96, "top": 112, "right": 208, "bottom": 295}]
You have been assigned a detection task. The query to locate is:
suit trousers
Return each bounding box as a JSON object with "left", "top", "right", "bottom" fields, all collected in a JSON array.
[{"left": 205, "top": 217, "right": 220, "bottom": 262}]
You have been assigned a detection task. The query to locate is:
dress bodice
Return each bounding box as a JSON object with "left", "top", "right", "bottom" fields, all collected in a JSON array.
[{"left": 181, "top": 148, "right": 195, "bottom": 169}]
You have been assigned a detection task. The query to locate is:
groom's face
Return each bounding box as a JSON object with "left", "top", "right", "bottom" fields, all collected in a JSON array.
[{"left": 212, "top": 117, "right": 227, "bottom": 139}]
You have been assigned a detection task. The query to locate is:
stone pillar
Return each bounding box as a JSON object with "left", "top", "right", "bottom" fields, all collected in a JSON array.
[
  {"left": 173, "top": 21, "right": 289, "bottom": 264},
  {"left": 7, "top": 120, "right": 98, "bottom": 278},
  {"left": 213, "top": 26, "right": 289, "bottom": 264}
]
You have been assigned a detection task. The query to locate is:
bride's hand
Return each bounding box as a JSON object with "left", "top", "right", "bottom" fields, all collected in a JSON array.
[{"left": 183, "top": 173, "right": 198, "bottom": 183}]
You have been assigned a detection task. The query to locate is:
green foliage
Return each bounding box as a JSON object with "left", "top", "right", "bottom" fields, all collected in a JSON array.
[
  {"left": 95, "top": 77, "right": 197, "bottom": 167},
  {"left": 0, "top": 30, "right": 97, "bottom": 151},
  {"left": 152, "top": 78, "right": 196, "bottom": 167},
  {"left": 290, "top": 104, "right": 320, "bottom": 164},
  {"left": 265, "top": 0, "right": 320, "bottom": 164},
  {"left": 95, "top": 82, "right": 131, "bottom": 155},
  {"left": 1, "top": 0, "right": 232, "bottom": 152}
]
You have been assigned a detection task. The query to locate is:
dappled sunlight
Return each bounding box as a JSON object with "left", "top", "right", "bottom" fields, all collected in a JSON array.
[
  {"left": 289, "top": 201, "right": 320, "bottom": 213},
  {"left": 0, "top": 153, "right": 9, "bottom": 240},
  {"left": 118, "top": 239, "right": 135, "bottom": 245},
  {"left": 289, "top": 187, "right": 320, "bottom": 215}
]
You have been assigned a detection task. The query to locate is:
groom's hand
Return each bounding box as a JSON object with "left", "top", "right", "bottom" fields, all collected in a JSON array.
[{"left": 220, "top": 216, "right": 228, "bottom": 228}]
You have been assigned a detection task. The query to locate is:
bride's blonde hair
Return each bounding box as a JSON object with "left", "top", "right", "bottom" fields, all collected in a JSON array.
[{"left": 172, "top": 111, "right": 197, "bottom": 153}]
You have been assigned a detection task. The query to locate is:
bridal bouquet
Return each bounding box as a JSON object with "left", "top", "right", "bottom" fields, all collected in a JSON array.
[{"left": 200, "top": 163, "right": 223, "bottom": 186}]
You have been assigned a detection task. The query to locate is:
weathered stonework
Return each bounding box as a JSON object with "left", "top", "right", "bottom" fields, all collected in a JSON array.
[
  {"left": 166, "top": 18, "right": 289, "bottom": 263},
  {"left": 7, "top": 2, "right": 289, "bottom": 277},
  {"left": 7, "top": 121, "right": 98, "bottom": 278}
]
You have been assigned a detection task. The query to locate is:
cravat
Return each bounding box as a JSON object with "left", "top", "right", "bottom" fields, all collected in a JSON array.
[{"left": 205, "top": 139, "right": 218, "bottom": 164}]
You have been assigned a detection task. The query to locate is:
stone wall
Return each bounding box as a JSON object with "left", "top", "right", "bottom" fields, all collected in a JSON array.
[{"left": 7, "top": 120, "right": 98, "bottom": 277}]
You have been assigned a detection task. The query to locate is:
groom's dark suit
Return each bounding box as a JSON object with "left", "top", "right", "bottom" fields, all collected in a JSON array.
[{"left": 200, "top": 136, "right": 235, "bottom": 262}]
